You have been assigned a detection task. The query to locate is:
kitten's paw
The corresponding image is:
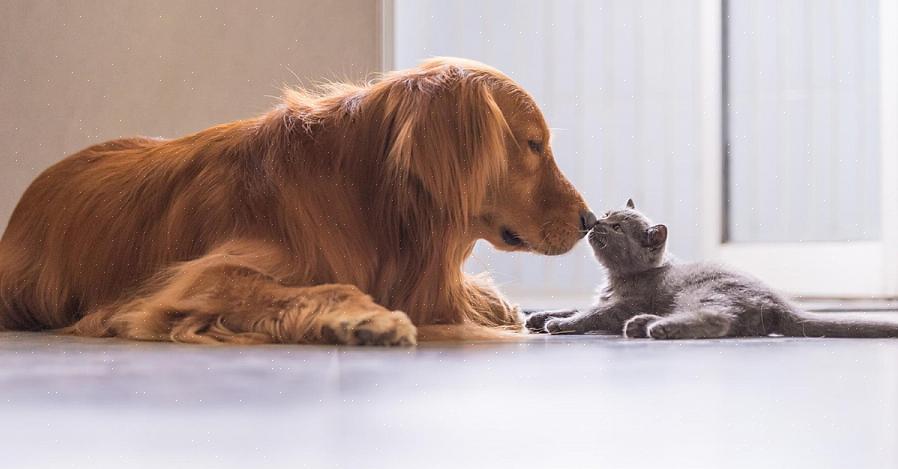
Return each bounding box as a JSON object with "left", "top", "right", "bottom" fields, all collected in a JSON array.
[
  {"left": 623, "top": 314, "right": 663, "bottom": 338},
  {"left": 545, "top": 318, "right": 577, "bottom": 334},
  {"left": 526, "top": 310, "right": 577, "bottom": 333},
  {"left": 647, "top": 321, "right": 688, "bottom": 340},
  {"left": 525, "top": 312, "right": 554, "bottom": 333}
]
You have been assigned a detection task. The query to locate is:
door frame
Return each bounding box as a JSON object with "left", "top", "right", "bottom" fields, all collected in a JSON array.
[
  {"left": 378, "top": 0, "right": 395, "bottom": 72},
  {"left": 699, "top": 0, "right": 898, "bottom": 298}
]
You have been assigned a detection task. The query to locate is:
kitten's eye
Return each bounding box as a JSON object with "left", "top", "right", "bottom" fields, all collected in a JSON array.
[
  {"left": 527, "top": 140, "right": 543, "bottom": 154},
  {"left": 612, "top": 224, "right": 622, "bottom": 232}
]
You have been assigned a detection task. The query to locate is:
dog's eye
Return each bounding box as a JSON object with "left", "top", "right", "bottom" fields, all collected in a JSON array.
[
  {"left": 527, "top": 140, "right": 543, "bottom": 154},
  {"left": 612, "top": 224, "right": 622, "bottom": 232}
]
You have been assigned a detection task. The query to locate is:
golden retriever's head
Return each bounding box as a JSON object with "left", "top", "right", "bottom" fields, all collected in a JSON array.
[{"left": 378, "top": 57, "right": 594, "bottom": 256}]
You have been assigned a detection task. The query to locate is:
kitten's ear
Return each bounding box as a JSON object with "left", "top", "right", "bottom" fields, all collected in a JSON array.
[
  {"left": 626, "top": 198, "right": 636, "bottom": 209},
  {"left": 644, "top": 224, "right": 668, "bottom": 247}
]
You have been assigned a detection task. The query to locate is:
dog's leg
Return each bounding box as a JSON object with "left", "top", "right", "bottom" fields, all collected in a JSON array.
[
  {"left": 462, "top": 276, "right": 522, "bottom": 328},
  {"left": 68, "top": 240, "right": 416, "bottom": 345}
]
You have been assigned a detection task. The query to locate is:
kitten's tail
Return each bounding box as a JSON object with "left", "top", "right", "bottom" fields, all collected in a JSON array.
[{"left": 778, "top": 307, "right": 898, "bottom": 338}]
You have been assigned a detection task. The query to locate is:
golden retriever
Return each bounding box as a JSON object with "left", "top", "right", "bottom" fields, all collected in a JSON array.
[{"left": 0, "top": 58, "right": 593, "bottom": 345}]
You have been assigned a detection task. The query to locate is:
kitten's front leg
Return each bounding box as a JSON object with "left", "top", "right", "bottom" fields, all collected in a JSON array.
[
  {"left": 544, "top": 304, "right": 630, "bottom": 335},
  {"left": 525, "top": 309, "right": 578, "bottom": 333},
  {"left": 623, "top": 314, "right": 664, "bottom": 338}
]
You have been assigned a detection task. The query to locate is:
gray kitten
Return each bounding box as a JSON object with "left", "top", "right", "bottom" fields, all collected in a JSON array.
[{"left": 527, "top": 199, "right": 898, "bottom": 339}]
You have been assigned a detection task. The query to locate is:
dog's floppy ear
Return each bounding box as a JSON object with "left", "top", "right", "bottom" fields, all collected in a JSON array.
[{"left": 380, "top": 66, "right": 510, "bottom": 227}]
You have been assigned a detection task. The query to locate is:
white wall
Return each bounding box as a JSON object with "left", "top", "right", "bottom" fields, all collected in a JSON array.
[
  {"left": 395, "top": 0, "right": 707, "bottom": 306},
  {"left": 0, "top": 0, "right": 382, "bottom": 234}
]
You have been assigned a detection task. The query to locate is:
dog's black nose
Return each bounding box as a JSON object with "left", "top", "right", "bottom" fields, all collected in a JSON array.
[{"left": 580, "top": 210, "right": 597, "bottom": 232}]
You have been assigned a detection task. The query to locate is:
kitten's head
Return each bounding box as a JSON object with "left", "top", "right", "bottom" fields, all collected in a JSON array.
[{"left": 588, "top": 199, "right": 668, "bottom": 274}]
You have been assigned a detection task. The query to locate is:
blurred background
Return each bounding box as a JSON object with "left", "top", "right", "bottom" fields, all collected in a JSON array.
[{"left": 2, "top": 0, "right": 896, "bottom": 308}]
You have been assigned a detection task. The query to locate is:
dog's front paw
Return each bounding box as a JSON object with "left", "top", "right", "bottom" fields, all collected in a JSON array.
[
  {"left": 320, "top": 310, "right": 417, "bottom": 346},
  {"left": 623, "top": 314, "right": 663, "bottom": 338}
]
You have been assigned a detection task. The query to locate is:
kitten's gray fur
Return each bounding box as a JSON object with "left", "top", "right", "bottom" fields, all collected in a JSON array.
[{"left": 527, "top": 199, "right": 898, "bottom": 339}]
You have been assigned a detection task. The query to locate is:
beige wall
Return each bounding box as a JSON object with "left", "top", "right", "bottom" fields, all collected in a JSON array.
[{"left": 0, "top": 0, "right": 382, "bottom": 232}]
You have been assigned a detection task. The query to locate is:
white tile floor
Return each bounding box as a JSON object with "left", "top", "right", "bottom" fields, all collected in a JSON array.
[{"left": 2, "top": 325, "right": 898, "bottom": 469}]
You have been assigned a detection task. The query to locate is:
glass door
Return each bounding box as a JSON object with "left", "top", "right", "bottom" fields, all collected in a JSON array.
[{"left": 705, "top": 0, "right": 898, "bottom": 298}]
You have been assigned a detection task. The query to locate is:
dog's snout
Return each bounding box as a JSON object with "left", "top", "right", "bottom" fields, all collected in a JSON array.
[{"left": 579, "top": 210, "right": 597, "bottom": 232}]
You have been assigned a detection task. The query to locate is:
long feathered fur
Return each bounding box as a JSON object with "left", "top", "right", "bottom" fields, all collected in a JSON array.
[{"left": 0, "top": 58, "right": 586, "bottom": 342}]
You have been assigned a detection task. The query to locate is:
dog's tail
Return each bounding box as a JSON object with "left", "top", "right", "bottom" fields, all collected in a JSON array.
[
  {"left": 778, "top": 307, "right": 898, "bottom": 338},
  {"left": 416, "top": 323, "right": 525, "bottom": 342}
]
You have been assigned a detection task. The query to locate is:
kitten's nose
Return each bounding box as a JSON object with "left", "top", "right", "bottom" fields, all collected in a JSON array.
[{"left": 579, "top": 210, "right": 597, "bottom": 232}]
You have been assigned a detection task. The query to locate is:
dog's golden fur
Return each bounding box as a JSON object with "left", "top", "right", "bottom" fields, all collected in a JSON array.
[{"left": 0, "top": 58, "right": 589, "bottom": 345}]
